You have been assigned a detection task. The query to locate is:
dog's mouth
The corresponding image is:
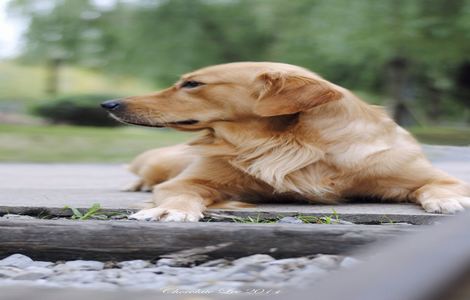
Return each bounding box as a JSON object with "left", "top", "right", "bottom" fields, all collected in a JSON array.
[
  {"left": 126, "top": 120, "right": 199, "bottom": 128},
  {"left": 168, "top": 119, "right": 199, "bottom": 126},
  {"left": 111, "top": 115, "right": 199, "bottom": 128}
]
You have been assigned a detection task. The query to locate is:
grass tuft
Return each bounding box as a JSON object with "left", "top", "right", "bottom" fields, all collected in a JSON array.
[{"left": 64, "top": 203, "right": 103, "bottom": 220}]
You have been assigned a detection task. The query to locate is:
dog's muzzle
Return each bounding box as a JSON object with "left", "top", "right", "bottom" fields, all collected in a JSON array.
[{"left": 100, "top": 99, "right": 199, "bottom": 128}]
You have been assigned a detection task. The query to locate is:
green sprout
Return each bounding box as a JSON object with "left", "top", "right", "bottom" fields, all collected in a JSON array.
[{"left": 64, "top": 203, "right": 102, "bottom": 220}]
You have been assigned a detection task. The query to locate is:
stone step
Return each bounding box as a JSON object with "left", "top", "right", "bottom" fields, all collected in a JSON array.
[{"left": 0, "top": 163, "right": 457, "bottom": 225}]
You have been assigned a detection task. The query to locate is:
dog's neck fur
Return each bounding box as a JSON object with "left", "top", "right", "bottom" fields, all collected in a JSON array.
[
  {"left": 190, "top": 94, "right": 397, "bottom": 194},
  {"left": 190, "top": 109, "right": 325, "bottom": 192}
]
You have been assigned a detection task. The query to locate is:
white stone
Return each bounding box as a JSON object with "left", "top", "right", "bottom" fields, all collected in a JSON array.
[
  {"left": 265, "top": 257, "right": 310, "bottom": 269},
  {"left": 49, "top": 271, "right": 100, "bottom": 283},
  {"left": 198, "top": 259, "right": 230, "bottom": 267},
  {"left": 0, "top": 254, "right": 34, "bottom": 268},
  {"left": 63, "top": 260, "right": 104, "bottom": 271},
  {"left": 339, "top": 257, "right": 360, "bottom": 268},
  {"left": 117, "top": 260, "right": 151, "bottom": 269},
  {"left": 0, "top": 266, "right": 23, "bottom": 278},
  {"left": 32, "top": 261, "right": 54, "bottom": 268},
  {"left": 13, "top": 271, "right": 49, "bottom": 280},
  {"left": 310, "top": 255, "right": 342, "bottom": 270},
  {"left": 232, "top": 254, "right": 275, "bottom": 265},
  {"left": 277, "top": 216, "right": 304, "bottom": 224},
  {"left": 1, "top": 214, "right": 36, "bottom": 220}
]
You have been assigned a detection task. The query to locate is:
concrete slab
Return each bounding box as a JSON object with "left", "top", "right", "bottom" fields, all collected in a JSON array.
[
  {"left": 0, "top": 163, "right": 147, "bottom": 209},
  {"left": 0, "top": 145, "right": 468, "bottom": 223},
  {"left": 0, "top": 164, "right": 437, "bottom": 214}
]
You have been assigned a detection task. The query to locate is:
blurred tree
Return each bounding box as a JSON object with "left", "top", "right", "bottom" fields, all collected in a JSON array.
[
  {"left": 8, "top": 0, "right": 103, "bottom": 64},
  {"left": 104, "top": 0, "right": 274, "bottom": 84},
  {"left": 267, "top": 0, "right": 470, "bottom": 124},
  {"left": 9, "top": 0, "right": 273, "bottom": 85},
  {"left": 7, "top": 0, "right": 470, "bottom": 124}
]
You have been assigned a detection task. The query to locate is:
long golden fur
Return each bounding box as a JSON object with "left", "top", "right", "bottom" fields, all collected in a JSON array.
[{"left": 102, "top": 62, "right": 470, "bottom": 222}]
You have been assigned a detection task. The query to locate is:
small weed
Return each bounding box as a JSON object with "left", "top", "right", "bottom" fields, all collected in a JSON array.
[
  {"left": 206, "top": 210, "right": 346, "bottom": 224},
  {"left": 231, "top": 214, "right": 279, "bottom": 224},
  {"left": 204, "top": 213, "right": 279, "bottom": 224},
  {"left": 298, "top": 209, "right": 342, "bottom": 224},
  {"left": 381, "top": 215, "right": 396, "bottom": 224},
  {"left": 37, "top": 211, "right": 53, "bottom": 219},
  {"left": 64, "top": 203, "right": 102, "bottom": 220},
  {"left": 297, "top": 215, "right": 321, "bottom": 223}
]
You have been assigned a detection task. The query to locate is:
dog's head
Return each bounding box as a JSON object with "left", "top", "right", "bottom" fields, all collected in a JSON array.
[{"left": 101, "top": 62, "right": 343, "bottom": 131}]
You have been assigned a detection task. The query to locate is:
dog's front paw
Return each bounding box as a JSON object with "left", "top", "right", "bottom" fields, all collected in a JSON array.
[
  {"left": 161, "top": 209, "right": 202, "bottom": 222},
  {"left": 128, "top": 208, "right": 160, "bottom": 221},
  {"left": 420, "top": 197, "right": 470, "bottom": 214},
  {"left": 128, "top": 207, "right": 202, "bottom": 222}
]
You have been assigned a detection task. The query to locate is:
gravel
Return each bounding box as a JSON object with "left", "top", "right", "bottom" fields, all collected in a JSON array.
[
  {"left": 0, "top": 213, "right": 364, "bottom": 293},
  {"left": 0, "top": 253, "right": 360, "bottom": 292},
  {"left": 277, "top": 216, "right": 304, "bottom": 224}
]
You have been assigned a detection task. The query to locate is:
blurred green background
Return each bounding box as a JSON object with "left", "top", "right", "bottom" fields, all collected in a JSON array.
[{"left": 0, "top": 0, "right": 469, "bottom": 163}]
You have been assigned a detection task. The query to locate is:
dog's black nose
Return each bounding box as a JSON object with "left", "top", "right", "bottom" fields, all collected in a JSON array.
[{"left": 101, "top": 100, "right": 121, "bottom": 110}]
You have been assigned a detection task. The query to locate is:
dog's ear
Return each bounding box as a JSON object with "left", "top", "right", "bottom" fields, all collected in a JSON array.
[{"left": 252, "top": 72, "right": 342, "bottom": 117}]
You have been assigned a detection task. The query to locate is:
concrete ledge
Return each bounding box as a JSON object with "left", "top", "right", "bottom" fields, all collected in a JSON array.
[{"left": 0, "top": 163, "right": 457, "bottom": 224}]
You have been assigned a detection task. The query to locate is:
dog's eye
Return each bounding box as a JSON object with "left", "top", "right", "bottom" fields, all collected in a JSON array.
[{"left": 181, "top": 80, "right": 204, "bottom": 89}]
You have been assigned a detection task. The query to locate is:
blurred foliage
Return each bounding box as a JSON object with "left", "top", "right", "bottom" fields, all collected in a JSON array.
[
  {"left": 0, "top": 61, "right": 154, "bottom": 105},
  {"left": 6, "top": 0, "right": 470, "bottom": 124},
  {"left": 0, "top": 124, "right": 191, "bottom": 162},
  {"left": 32, "top": 94, "right": 120, "bottom": 126},
  {"left": 409, "top": 126, "right": 470, "bottom": 146}
]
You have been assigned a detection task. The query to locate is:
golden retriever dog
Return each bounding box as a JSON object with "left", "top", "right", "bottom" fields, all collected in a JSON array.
[{"left": 101, "top": 62, "right": 470, "bottom": 222}]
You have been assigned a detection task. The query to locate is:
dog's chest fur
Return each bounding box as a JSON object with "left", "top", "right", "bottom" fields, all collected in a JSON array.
[{"left": 193, "top": 123, "right": 409, "bottom": 202}]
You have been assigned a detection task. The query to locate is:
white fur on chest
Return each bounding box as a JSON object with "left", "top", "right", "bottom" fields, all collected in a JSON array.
[{"left": 229, "top": 137, "right": 327, "bottom": 195}]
